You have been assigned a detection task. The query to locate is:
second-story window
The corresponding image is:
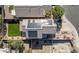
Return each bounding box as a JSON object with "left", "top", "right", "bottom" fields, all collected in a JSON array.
[{"left": 28, "top": 31, "right": 37, "bottom": 37}]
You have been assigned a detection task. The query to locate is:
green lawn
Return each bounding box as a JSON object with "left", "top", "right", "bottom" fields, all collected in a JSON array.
[{"left": 8, "top": 23, "right": 21, "bottom": 36}]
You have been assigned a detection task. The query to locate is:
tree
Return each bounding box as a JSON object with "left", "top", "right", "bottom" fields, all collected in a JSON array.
[
  {"left": 45, "top": 5, "right": 64, "bottom": 31},
  {"left": 45, "top": 5, "right": 64, "bottom": 19},
  {"left": 7, "top": 40, "right": 25, "bottom": 53},
  {"left": 45, "top": 10, "right": 51, "bottom": 18},
  {"left": 52, "top": 5, "right": 64, "bottom": 19},
  {"left": 51, "top": 6, "right": 64, "bottom": 30}
]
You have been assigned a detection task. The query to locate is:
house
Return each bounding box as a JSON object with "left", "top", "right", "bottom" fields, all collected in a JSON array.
[
  {"left": 3, "top": 6, "right": 16, "bottom": 22},
  {"left": 14, "top": 5, "right": 57, "bottom": 49},
  {"left": 21, "top": 19, "right": 57, "bottom": 40},
  {"left": 0, "top": 5, "right": 4, "bottom": 18},
  {"left": 14, "top": 5, "right": 57, "bottom": 40}
]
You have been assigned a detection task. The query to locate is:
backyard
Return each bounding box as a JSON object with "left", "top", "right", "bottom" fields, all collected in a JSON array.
[{"left": 8, "top": 23, "right": 21, "bottom": 36}]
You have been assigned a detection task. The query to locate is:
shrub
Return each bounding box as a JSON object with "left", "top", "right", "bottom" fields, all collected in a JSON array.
[
  {"left": 7, "top": 40, "right": 25, "bottom": 53},
  {"left": 0, "top": 16, "right": 3, "bottom": 24}
]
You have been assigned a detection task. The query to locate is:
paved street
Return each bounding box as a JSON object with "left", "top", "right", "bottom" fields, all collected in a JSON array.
[
  {"left": 63, "top": 5, "right": 79, "bottom": 35},
  {"left": 63, "top": 5, "right": 79, "bottom": 52}
]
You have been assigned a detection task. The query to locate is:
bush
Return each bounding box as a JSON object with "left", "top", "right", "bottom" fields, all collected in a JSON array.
[
  {"left": 0, "top": 40, "right": 3, "bottom": 48},
  {"left": 0, "top": 16, "right": 3, "bottom": 24},
  {"left": 7, "top": 40, "right": 25, "bottom": 53}
]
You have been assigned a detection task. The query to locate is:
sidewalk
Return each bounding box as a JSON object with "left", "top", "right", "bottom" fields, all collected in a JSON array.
[
  {"left": 62, "top": 15, "right": 78, "bottom": 39},
  {"left": 62, "top": 15, "right": 79, "bottom": 52}
]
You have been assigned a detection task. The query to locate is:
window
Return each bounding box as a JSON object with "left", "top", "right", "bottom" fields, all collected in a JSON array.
[
  {"left": 42, "top": 34, "right": 55, "bottom": 39},
  {"left": 28, "top": 31, "right": 37, "bottom": 37}
]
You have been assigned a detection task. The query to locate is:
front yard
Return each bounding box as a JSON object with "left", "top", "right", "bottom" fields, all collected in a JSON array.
[{"left": 8, "top": 23, "right": 21, "bottom": 36}]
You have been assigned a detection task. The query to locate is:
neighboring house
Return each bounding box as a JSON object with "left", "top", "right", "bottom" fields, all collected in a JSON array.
[
  {"left": 0, "top": 5, "right": 4, "bottom": 18},
  {"left": 15, "top": 6, "right": 57, "bottom": 40},
  {"left": 4, "top": 6, "right": 14, "bottom": 19},
  {"left": 3, "top": 6, "right": 16, "bottom": 22},
  {"left": 15, "top": 6, "right": 52, "bottom": 19}
]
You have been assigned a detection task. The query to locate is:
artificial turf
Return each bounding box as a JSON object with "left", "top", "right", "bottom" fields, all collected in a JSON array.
[{"left": 8, "top": 23, "right": 21, "bottom": 36}]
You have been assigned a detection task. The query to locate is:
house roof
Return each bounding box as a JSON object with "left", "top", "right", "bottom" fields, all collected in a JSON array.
[
  {"left": 15, "top": 5, "right": 52, "bottom": 18},
  {"left": 4, "top": 6, "right": 14, "bottom": 19},
  {"left": 22, "top": 19, "right": 56, "bottom": 29}
]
